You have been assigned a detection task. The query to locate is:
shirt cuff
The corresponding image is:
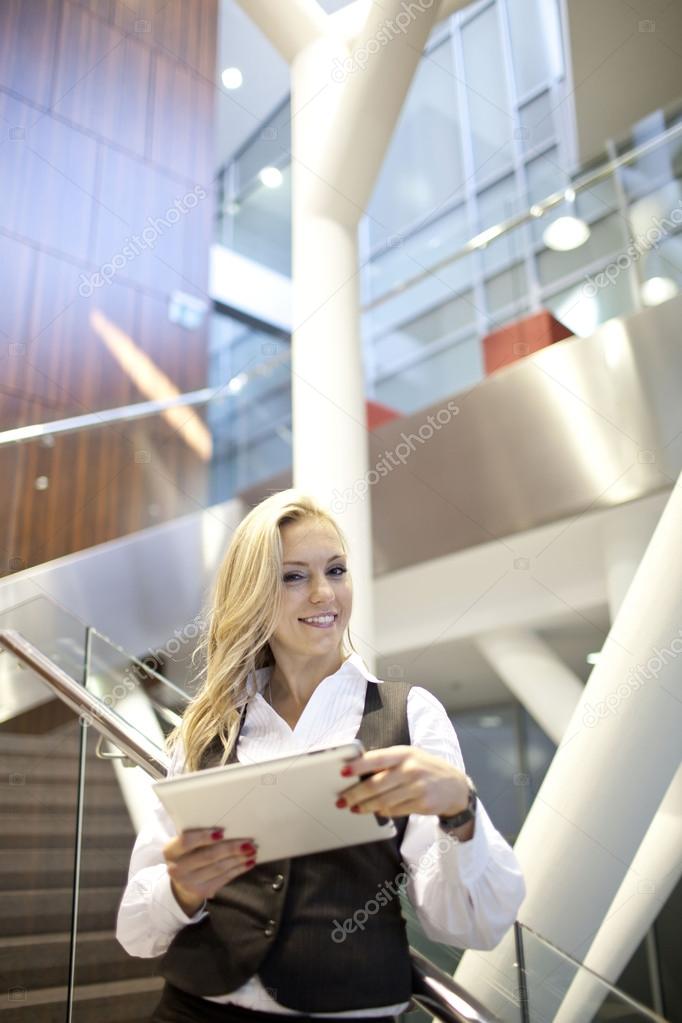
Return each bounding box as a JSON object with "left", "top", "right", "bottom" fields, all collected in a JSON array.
[
  {"left": 151, "top": 869, "right": 209, "bottom": 929},
  {"left": 433, "top": 807, "right": 492, "bottom": 888}
]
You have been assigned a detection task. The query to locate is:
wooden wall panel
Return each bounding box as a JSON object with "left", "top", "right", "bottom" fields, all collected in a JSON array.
[{"left": 0, "top": 0, "right": 218, "bottom": 578}]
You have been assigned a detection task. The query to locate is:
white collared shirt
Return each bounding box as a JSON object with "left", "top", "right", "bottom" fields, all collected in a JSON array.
[{"left": 116, "top": 652, "right": 526, "bottom": 1016}]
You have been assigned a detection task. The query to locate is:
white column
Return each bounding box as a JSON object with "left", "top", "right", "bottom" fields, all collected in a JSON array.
[
  {"left": 455, "top": 473, "right": 682, "bottom": 1019},
  {"left": 474, "top": 628, "right": 584, "bottom": 744},
  {"left": 235, "top": 0, "right": 469, "bottom": 668}
]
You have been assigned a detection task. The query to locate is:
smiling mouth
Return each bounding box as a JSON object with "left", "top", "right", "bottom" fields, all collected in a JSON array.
[{"left": 299, "top": 613, "right": 338, "bottom": 628}]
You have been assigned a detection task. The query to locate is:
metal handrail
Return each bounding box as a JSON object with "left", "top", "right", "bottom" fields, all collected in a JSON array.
[
  {"left": 0, "top": 627, "right": 500, "bottom": 1023},
  {"left": 0, "top": 628, "right": 169, "bottom": 778},
  {"left": 0, "top": 347, "right": 291, "bottom": 448}
]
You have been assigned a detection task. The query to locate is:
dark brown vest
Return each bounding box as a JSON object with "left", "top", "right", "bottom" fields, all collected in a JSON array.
[
  {"left": 160, "top": 675, "right": 417, "bottom": 1010},
  {"left": 158, "top": 678, "right": 415, "bottom": 1012}
]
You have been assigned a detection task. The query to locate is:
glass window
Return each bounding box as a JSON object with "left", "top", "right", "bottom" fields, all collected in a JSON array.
[
  {"left": 477, "top": 173, "right": 526, "bottom": 274},
  {"left": 235, "top": 101, "right": 292, "bottom": 193},
  {"left": 230, "top": 163, "right": 291, "bottom": 276},
  {"left": 537, "top": 211, "right": 624, "bottom": 286},
  {"left": 375, "top": 334, "right": 482, "bottom": 413},
  {"left": 485, "top": 262, "right": 528, "bottom": 313},
  {"left": 373, "top": 292, "right": 478, "bottom": 372},
  {"left": 461, "top": 4, "right": 515, "bottom": 181},
  {"left": 543, "top": 265, "right": 635, "bottom": 337},
  {"left": 506, "top": 0, "right": 563, "bottom": 97},
  {"left": 518, "top": 90, "right": 555, "bottom": 154},
  {"left": 367, "top": 39, "right": 464, "bottom": 248}
]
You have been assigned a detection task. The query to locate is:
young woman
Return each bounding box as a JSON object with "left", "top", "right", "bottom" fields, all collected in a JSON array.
[{"left": 116, "top": 489, "right": 525, "bottom": 1023}]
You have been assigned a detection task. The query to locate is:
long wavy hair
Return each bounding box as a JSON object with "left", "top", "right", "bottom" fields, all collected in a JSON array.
[{"left": 164, "top": 489, "right": 357, "bottom": 773}]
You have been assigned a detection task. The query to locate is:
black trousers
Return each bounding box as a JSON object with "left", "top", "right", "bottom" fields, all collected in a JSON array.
[{"left": 149, "top": 982, "right": 399, "bottom": 1023}]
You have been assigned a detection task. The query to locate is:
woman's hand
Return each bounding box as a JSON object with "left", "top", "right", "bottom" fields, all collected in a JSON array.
[
  {"left": 336, "top": 745, "right": 473, "bottom": 836},
  {"left": 163, "top": 828, "right": 258, "bottom": 917}
]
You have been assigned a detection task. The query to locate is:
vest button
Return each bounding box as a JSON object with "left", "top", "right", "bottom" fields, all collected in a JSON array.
[
  {"left": 264, "top": 919, "right": 277, "bottom": 937},
  {"left": 271, "top": 873, "right": 284, "bottom": 890}
]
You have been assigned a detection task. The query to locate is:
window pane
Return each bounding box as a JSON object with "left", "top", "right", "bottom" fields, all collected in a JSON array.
[
  {"left": 537, "top": 211, "right": 624, "bottom": 286},
  {"left": 461, "top": 4, "right": 515, "bottom": 180},
  {"left": 373, "top": 291, "right": 478, "bottom": 371},
  {"left": 544, "top": 267, "right": 635, "bottom": 337},
  {"left": 485, "top": 262, "right": 528, "bottom": 312},
  {"left": 477, "top": 173, "right": 526, "bottom": 274},
  {"left": 507, "top": 0, "right": 563, "bottom": 96},
  {"left": 367, "top": 39, "right": 464, "bottom": 247},
  {"left": 519, "top": 90, "right": 555, "bottom": 154},
  {"left": 230, "top": 164, "right": 291, "bottom": 276},
  {"left": 375, "top": 334, "right": 482, "bottom": 413}
]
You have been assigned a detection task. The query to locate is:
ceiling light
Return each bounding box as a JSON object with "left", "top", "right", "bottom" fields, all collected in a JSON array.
[
  {"left": 221, "top": 67, "right": 243, "bottom": 90},
  {"left": 641, "top": 276, "right": 678, "bottom": 307},
  {"left": 586, "top": 652, "right": 601, "bottom": 665},
  {"left": 543, "top": 215, "right": 591, "bottom": 251},
  {"left": 258, "top": 166, "right": 283, "bottom": 188}
]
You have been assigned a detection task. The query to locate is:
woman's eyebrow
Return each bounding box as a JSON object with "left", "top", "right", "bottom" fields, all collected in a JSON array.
[{"left": 283, "top": 554, "right": 345, "bottom": 566}]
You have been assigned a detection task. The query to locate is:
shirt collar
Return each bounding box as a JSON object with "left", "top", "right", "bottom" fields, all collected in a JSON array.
[{"left": 245, "top": 651, "right": 382, "bottom": 697}]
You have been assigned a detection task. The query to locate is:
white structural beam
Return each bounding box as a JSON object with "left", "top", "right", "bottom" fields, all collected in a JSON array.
[
  {"left": 454, "top": 473, "right": 682, "bottom": 1019},
  {"left": 236, "top": 0, "right": 445, "bottom": 667},
  {"left": 233, "top": 0, "right": 330, "bottom": 62},
  {"left": 330, "top": 0, "right": 470, "bottom": 43},
  {"left": 311, "top": 0, "right": 443, "bottom": 218},
  {"left": 554, "top": 765, "right": 682, "bottom": 1022},
  {"left": 548, "top": 499, "right": 680, "bottom": 1020},
  {"left": 474, "top": 628, "right": 584, "bottom": 745}
]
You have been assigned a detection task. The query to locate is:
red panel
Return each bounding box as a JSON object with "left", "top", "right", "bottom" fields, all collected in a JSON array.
[
  {"left": 482, "top": 309, "right": 573, "bottom": 376},
  {"left": 367, "top": 399, "right": 400, "bottom": 430}
]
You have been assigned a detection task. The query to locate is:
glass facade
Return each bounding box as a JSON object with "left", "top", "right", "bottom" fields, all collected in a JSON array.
[{"left": 216, "top": 4, "right": 682, "bottom": 427}]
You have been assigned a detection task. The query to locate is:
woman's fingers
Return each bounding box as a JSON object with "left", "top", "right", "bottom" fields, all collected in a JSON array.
[{"left": 169, "top": 848, "right": 256, "bottom": 889}]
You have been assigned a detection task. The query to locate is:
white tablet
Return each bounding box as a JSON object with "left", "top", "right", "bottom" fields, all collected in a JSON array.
[{"left": 152, "top": 739, "right": 397, "bottom": 863}]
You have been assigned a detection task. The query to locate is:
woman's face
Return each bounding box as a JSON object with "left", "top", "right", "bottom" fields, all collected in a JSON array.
[{"left": 270, "top": 518, "right": 352, "bottom": 658}]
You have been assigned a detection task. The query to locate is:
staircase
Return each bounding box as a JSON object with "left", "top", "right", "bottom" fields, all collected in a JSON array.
[{"left": 0, "top": 719, "right": 163, "bottom": 1021}]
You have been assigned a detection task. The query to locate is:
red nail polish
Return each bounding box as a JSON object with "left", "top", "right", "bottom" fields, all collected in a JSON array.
[
  {"left": 240, "top": 842, "right": 256, "bottom": 853},
  {"left": 350, "top": 805, "right": 359, "bottom": 813},
  {"left": 244, "top": 858, "right": 256, "bottom": 868},
  {"left": 340, "top": 765, "right": 353, "bottom": 776},
  {"left": 335, "top": 798, "right": 347, "bottom": 808},
  {"left": 211, "top": 829, "right": 224, "bottom": 840}
]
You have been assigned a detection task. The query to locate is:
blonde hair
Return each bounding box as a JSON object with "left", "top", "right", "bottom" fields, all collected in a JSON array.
[{"left": 165, "top": 489, "right": 357, "bottom": 773}]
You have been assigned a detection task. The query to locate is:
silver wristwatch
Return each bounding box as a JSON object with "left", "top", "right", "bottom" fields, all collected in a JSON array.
[{"left": 437, "top": 775, "right": 477, "bottom": 832}]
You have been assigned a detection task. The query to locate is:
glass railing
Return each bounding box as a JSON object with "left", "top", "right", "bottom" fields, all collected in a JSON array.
[
  {"left": 513, "top": 921, "right": 669, "bottom": 1023},
  {"left": 0, "top": 598, "right": 670, "bottom": 1022},
  {"left": 0, "top": 595, "right": 174, "bottom": 1020},
  {"left": 0, "top": 338, "right": 293, "bottom": 575}
]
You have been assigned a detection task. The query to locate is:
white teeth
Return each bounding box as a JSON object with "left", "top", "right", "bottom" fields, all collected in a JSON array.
[{"left": 301, "top": 614, "right": 335, "bottom": 624}]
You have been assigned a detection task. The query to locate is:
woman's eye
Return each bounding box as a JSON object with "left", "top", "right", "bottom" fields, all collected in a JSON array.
[{"left": 283, "top": 566, "right": 347, "bottom": 582}]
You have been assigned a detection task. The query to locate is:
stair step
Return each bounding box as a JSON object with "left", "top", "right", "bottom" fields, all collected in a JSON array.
[
  {"left": 0, "top": 757, "right": 122, "bottom": 784},
  {"left": 1, "top": 886, "right": 125, "bottom": 938},
  {"left": 0, "top": 846, "right": 131, "bottom": 890},
  {"left": 0, "top": 930, "right": 156, "bottom": 988},
  {"left": 0, "top": 974, "right": 163, "bottom": 1022},
  {"left": 0, "top": 815, "right": 134, "bottom": 850},
  {"left": 1, "top": 784, "right": 128, "bottom": 813},
  {"left": 0, "top": 727, "right": 83, "bottom": 757}
]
